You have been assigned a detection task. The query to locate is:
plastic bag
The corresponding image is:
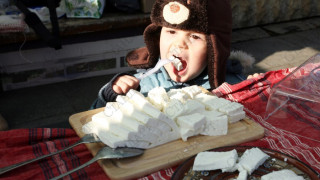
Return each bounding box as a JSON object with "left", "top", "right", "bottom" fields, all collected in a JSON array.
[{"left": 64, "top": 0, "right": 105, "bottom": 18}]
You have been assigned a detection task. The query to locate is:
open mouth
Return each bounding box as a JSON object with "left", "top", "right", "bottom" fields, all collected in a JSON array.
[{"left": 173, "top": 56, "right": 187, "bottom": 74}]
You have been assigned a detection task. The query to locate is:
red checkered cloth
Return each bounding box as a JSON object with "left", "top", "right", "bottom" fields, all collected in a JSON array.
[{"left": 0, "top": 68, "right": 319, "bottom": 180}]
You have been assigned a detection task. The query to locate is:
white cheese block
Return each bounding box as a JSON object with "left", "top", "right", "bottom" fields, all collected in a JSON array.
[
  {"left": 116, "top": 95, "right": 170, "bottom": 136},
  {"left": 163, "top": 99, "right": 185, "bottom": 119},
  {"left": 193, "top": 93, "right": 217, "bottom": 104},
  {"left": 176, "top": 113, "right": 206, "bottom": 131},
  {"left": 85, "top": 117, "right": 150, "bottom": 149},
  {"left": 179, "top": 128, "right": 194, "bottom": 141},
  {"left": 183, "top": 99, "right": 206, "bottom": 115},
  {"left": 169, "top": 56, "right": 183, "bottom": 71},
  {"left": 147, "top": 86, "right": 169, "bottom": 111},
  {"left": 193, "top": 150, "right": 238, "bottom": 171},
  {"left": 228, "top": 111, "right": 246, "bottom": 123},
  {"left": 92, "top": 112, "right": 154, "bottom": 144},
  {"left": 237, "top": 167, "right": 248, "bottom": 180},
  {"left": 104, "top": 102, "right": 158, "bottom": 143},
  {"left": 167, "top": 89, "right": 190, "bottom": 103},
  {"left": 261, "top": 169, "right": 305, "bottom": 180},
  {"left": 202, "top": 109, "right": 224, "bottom": 117},
  {"left": 126, "top": 89, "right": 180, "bottom": 137},
  {"left": 219, "top": 102, "right": 244, "bottom": 115},
  {"left": 181, "top": 85, "right": 202, "bottom": 98},
  {"left": 237, "top": 147, "right": 270, "bottom": 175},
  {"left": 202, "top": 97, "right": 232, "bottom": 111},
  {"left": 177, "top": 113, "right": 206, "bottom": 141},
  {"left": 201, "top": 113, "right": 228, "bottom": 136}
]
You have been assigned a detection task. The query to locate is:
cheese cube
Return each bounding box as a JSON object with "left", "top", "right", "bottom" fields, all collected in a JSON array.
[
  {"left": 237, "top": 166, "right": 248, "bottom": 180},
  {"left": 201, "top": 114, "right": 228, "bottom": 136},
  {"left": 202, "top": 97, "right": 231, "bottom": 111},
  {"left": 261, "top": 169, "right": 305, "bottom": 180},
  {"left": 180, "top": 128, "right": 195, "bottom": 141},
  {"left": 167, "top": 89, "right": 190, "bottom": 103},
  {"left": 219, "top": 102, "right": 244, "bottom": 115},
  {"left": 228, "top": 111, "right": 246, "bottom": 123},
  {"left": 193, "top": 93, "right": 217, "bottom": 104},
  {"left": 147, "top": 86, "right": 169, "bottom": 111},
  {"left": 176, "top": 113, "right": 206, "bottom": 131},
  {"left": 183, "top": 99, "right": 206, "bottom": 115},
  {"left": 163, "top": 99, "right": 185, "bottom": 119},
  {"left": 193, "top": 150, "right": 238, "bottom": 171},
  {"left": 169, "top": 56, "right": 183, "bottom": 71},
  {"left": 181, "top": 85, "right": 203, "bottom": 98},
  {"left": 237, "top": 147, "right": 270, "bottom": 175}
]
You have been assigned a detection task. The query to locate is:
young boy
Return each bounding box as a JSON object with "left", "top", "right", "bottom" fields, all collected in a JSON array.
[{"left": 92, "top": 0, "right": 254, "bottom": 109}]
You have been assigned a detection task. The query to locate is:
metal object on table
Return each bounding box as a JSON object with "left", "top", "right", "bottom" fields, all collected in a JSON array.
[
  {"left": 49, "top": 146, "right": 144, "bottom": 180},
  {"left": 0, "top": 133, "right": 101, "bottom": 175}
]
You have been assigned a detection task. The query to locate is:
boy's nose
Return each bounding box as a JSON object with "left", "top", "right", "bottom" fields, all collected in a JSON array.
[{"left": 173, "top": 36, "right": 188, "bottom": 49}]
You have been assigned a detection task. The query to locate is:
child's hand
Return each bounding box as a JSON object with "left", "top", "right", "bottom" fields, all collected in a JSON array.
[
  {"left": 112, "top": 75, "right": 140, "bottom": 94},
  {"left": 247, "top": 73, "right": 264, "bottom": 79}
]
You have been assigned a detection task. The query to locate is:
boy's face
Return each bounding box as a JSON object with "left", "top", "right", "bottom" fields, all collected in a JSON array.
[{"left": 160, "top": 27, "right": 207, "bottom": 83}]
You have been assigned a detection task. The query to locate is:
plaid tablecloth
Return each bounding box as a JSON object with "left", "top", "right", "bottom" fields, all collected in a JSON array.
[{"left": 1, "top": 68, "right": 319, "bottom": 180}]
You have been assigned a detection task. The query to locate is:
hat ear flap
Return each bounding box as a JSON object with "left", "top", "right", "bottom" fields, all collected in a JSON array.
[
  {"left": 144, "top": 23, "right": 162, "bottom": 67},
  {"left": 126, "top": 24, "right": 162, "bottom": 69},
  {"left": 126, "top": 47, "right": 150, "bottom": 69},
  {"left": 208, "top": 34, "right": 230, "bottom": 88}
]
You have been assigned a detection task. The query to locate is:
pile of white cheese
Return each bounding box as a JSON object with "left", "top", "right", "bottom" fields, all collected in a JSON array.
[
  {"left": 82, "top": 85, "right": 246, "bottom": 149},
  {"left": 193, "top": 147, "right": 305, "bottom": 180}
]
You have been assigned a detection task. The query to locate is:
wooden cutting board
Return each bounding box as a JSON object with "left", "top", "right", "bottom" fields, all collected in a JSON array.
[{"left": 69, "top": 107, "right": 265, "bottom": 180}]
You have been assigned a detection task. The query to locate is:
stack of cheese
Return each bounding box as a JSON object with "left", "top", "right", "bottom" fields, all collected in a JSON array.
[
  {"left": 82, "top": 86, "right": 246, "bottom": 149},
  {"left": 193, "top": 147, "right": 305, "bottom": 180}
]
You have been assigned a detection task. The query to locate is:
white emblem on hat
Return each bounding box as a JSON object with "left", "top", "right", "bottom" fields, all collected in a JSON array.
[{"left": 163, "top": 2, "right": 189, "bottom": 24}]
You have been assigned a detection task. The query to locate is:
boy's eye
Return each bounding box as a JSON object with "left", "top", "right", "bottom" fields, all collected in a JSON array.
[
  {"left": 168, "top": 30, "right": 176, "bottom": 34},
  {"left": 190, "top": 34, "right": 201, "bottom": 40}
]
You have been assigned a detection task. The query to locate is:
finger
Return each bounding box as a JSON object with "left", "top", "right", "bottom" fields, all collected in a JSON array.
[
  {"left": 124, "top": 76, "right": 140, "bottom": 89},
  {"left": 247, "top": 75, "right": 253, "bottom": 79},
  {"left": 112, "top": 84, "right": 124, "bottom": 94}
]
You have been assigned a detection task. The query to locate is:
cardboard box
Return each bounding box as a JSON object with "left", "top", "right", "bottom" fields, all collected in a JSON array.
[{"left": 140, "top": 0, "right": 155, "bottom": 13}]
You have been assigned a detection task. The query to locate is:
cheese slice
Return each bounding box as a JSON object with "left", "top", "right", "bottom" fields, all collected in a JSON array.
[
  {"left": 116, "top": 95, "right": 170, "bottom": 136},
  {"left": 237, "top": 147, "right": 270, "bottom": 175},
  {"left": 147, "top": 86, "right": 169, "bottom": 111},
  {"left": 126, "top": 89, "right": 180, "bottom": 137},
  {"left": 84, "top": 116, "right": 150, "bottom": 149},
  {"left": 92, "top": 112, "right": 154, "bottom": 144},
  {"left": 261, "top": 169, "right": 305, "bottom": 180},
  {"left": 193, "top": 150, "right": 238, "bottom": 171}
]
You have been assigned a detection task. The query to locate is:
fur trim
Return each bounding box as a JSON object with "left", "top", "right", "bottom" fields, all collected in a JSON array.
[{"left": 229, "top": 50, "right": 256, "bottom": 73}]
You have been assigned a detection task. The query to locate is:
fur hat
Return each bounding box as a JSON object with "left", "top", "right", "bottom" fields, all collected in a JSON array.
[{"left": 126, "top": 0, "right": 232, "bottom": 88}]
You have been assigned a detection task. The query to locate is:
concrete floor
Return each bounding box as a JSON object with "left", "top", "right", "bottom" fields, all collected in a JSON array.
[{"left": 1, "top": 17, "right": 320, "bottom": 130}]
